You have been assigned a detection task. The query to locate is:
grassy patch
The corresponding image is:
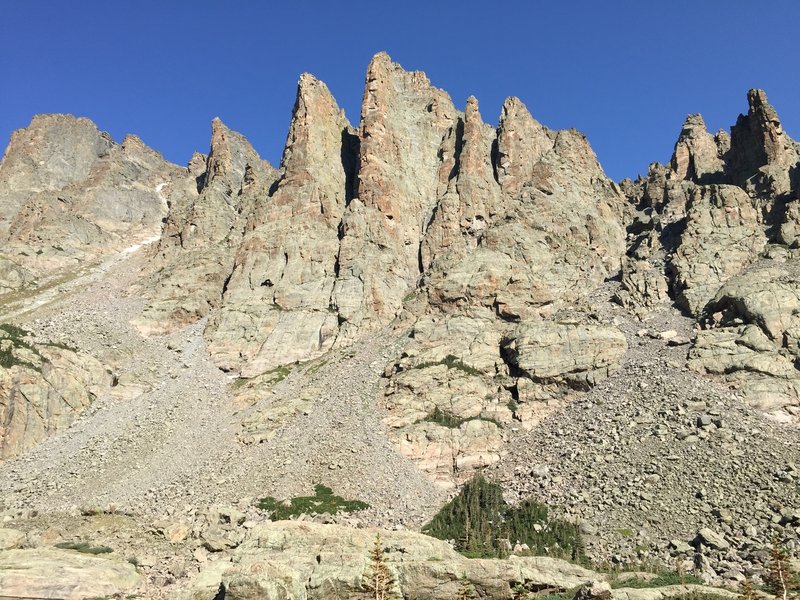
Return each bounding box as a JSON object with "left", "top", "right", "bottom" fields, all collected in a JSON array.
[
  {"left": 41, "top": 341, "right": 78, "bottom": 352},
  {"left": 423, "top": 475, "right": 584, "bottom": 562},
  {"left": 55, "top": 541, "right": 113, "bottom": 554},
  {"left": 0, "top": 323, "right": 42, "bottom": 371},
  {"left": 424, "top": 406, "right": 468, "bottom": 428},
  {"left": 0, "top": 323, "right": 31, "bottom": 339},
  {"left": 616, "top": 527, "right": 634, "bottom": 538},
  {"left": 264, "top": 365, "right": 292, "bottom": 384},
  {"left": 414, "top": 354, "right": 482, "bottom": 377},
  {"left": 306, "top": 358, "right": 328, "bottom": 376},
  {"left": 532, "top": 591, "right": 575, "bottom": 600},
  {"left": 420, "top": 407, "right": 503, "bottom": 430},
  {"left": 257, "top": 484, "right": 369, "bottom": 520}
]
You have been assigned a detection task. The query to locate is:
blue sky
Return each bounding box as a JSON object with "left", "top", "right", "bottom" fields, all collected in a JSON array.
[{"left": 1, "top": 1, "right": 798, "bottom": 181}]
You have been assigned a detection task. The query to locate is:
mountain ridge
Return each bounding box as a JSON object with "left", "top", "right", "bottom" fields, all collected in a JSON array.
[{"left": 0, "top": 52, "right": 799, "bottom": 597}]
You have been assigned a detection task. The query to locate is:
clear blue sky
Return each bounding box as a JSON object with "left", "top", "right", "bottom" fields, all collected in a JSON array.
[{"left": 2, "top": 1, "right": 798, "bottom": 182}]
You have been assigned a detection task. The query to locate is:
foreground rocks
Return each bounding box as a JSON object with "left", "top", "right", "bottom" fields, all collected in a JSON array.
[
  {"left": 179, "top": 521, "right": 599, "bottom": 600},
  {"left": 0, "top": 547, "right": 141, "bottom": 598}
]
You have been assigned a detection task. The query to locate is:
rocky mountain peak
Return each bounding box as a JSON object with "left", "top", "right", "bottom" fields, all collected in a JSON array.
[
  {"left": 495, "top": 96, "right": 552, "bottom": 195},
  {"left": 203, "top": 117, "right": 266, "bottom": 194},
  {"left": 0, "top": 114, "right": 112, "bottom": 197},
  {"left": 276, "top": 71, "right": 355, "bottom": 212},
  {"left": 715, "top": 90, "right": 798, "bottom": 206},
  {"left": 670, "top": 113, "right": 725, "bottom": 183}
]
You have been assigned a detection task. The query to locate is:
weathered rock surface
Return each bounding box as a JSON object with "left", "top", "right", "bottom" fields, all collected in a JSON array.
[
  {"left": 333, "top": 52, "right": 459, "bottom": 335},
  {"left": 0, "top": 547, "right": 141, "bottom": 598},
  {"left": 624, "top": 89, "right": 800, "bottom": 418},
  {"left": 0, "top": 331, "right": 112, "bottom": 459},
  {"left": 688, "top": 261, "right": 800, "bottom": 413},
  {"left": 0, "top": 114, "right": 180, "bottom": 293},
  {"left": 206, "top": 75, "right": 353, "bottom": 375},
  {"left": 503, "top": 322, "right": 627, "bottom": 388},
  {"left": 670, "top": 184, "right": 765, "bottom": 314},
  {"left": 0, "top": 529, "right": 24, "bottom": 551},
  {"left": 136, "top": 118, "right": 278, "bottom": 335},
  {"left": 179, "top": 520, "right": 601, "bottom": 600}
]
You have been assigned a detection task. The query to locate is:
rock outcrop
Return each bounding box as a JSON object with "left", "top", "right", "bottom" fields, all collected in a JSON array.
[
  {"left": 136, "top": 118, "right": 278, "bottom": 335},
  {"left": 0, "top": 326, "right": 112, "bottom": 459},
  {"left": 332, "top": 52, "right": 460, "bottom": 336},
  {"left": 179, "top": 520, "right": 600, "bottom": 600},
  {"left": 622, "top": 89, "right": 800, "bottom": 417},
  {"left": 206, "top": 75, "right": 354, "bottom": 375},
  {"left": 0, "top": 547, "right": 141, "bottom": 598},
  {"left": 128, "top": 53, "right": 629, "bottom": 482},
  {"left": 0, "top": 114, "right": 180, "bottom": 293}
]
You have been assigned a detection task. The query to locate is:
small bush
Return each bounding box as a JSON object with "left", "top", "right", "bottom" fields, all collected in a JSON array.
[
  {"left": 414, "top": 355, "right": 481, "bottom": 377},
  {"left": 0, "top": 324, "right": 30, "bottom": 339},
  {"left": 42, "top": 341, "right": 78, "bottom": 352},
  {"left": 55, "top": 541, "right": 113, "bottom": 554},
  {"left": 423, "top": 406, "right": 468, "bottom": 428},
  {"left": 420, "top": 407, "right": 503, "bottom": 430},
  {"left": 363, "top": 533, "right": 401, "bottom": 599},
  {"left": 257, "top": 484, "right": 369, "bottom": 520}
]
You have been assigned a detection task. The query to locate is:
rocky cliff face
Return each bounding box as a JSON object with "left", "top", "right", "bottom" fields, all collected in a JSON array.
[
  {"left": 1, "top": 53, "right": 800, "bottom": 596},
  {"left": 622, "top": 89, "right": 800, "bottom": 416},
  {"left": 0, "top": 114, "right": 181, "bottom": 293},
  {"left": 3, "top": 55, "right": 797, "bottom": 478},
  {"left": 131, "top": 53, "right": 630, "bottom": 483}
]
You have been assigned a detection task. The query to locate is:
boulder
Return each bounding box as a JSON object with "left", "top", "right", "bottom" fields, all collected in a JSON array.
[{"left": 0, "top": 547, "right": 141, "bottom": 599}]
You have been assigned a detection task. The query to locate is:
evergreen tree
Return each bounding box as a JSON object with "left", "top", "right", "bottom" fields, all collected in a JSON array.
[
  {"left": 423, "top": 474, "right": 584, "bottom": 561},
  {"left": 455, "top": 576, "right": 476, "bottom": 600},
  {"left": 364, "top": 533, "right": 401, "bottom": 600},
  {"left": 764, "top": 539, "right": 800, "bottom": 600},
  {"left": 740, "top": 577, "right": 756, "bottom": 600}
]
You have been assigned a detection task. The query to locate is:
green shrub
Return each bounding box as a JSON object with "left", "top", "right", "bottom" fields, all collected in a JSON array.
[
  {"left": 257, "top": 484, "right": 369, "bottom": 520},
  {"left": 423, "top": 475, "right": 584, "bottom": 562},
  {"left": 423, "top": 406, "right": 468, "bottom": 428},
  {"left": 414, "top": 355, "right": 481, "bottom": 377},
  {"left": 0, "top": 323, "right": 42, "bottom": 371},
  {"left": 420, "top": 407, "right": 503, "bottom": 430},
  {"left": 0, "top": 323, "right": 30, "bottom": 339}
]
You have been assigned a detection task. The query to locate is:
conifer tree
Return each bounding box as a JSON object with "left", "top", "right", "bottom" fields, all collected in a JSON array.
[
  {"left": 364, "top": 533, "right": 401, "bottom": 600},
  {"left": 740, "top": 577, "right": 756, "bottom": 600},
  {"left": 455, "top": 576, "right": 476, "bottom": 600},
  {"left": 764, "top": 539, "right": 800, "bottom": 600}
]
